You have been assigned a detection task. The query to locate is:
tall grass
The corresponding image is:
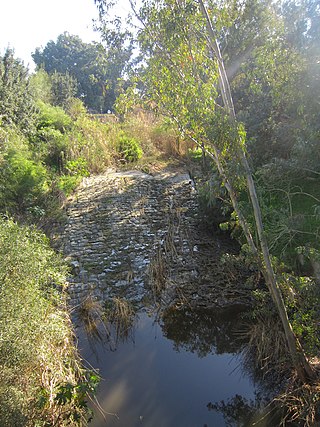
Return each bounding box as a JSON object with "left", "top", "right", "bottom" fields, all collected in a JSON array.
[
  {"left": 122, "top": 111, "right": 194, "bottom": 158},
  {"left": 0, "top": 218, "right": 95, "bottom": 426}
]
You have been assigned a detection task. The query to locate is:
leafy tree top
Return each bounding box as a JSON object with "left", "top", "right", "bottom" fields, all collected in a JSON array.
[
  {"left": 0, "top": 48, "right": 37, "bottom": 133},
  {"left": 32, "top": 32, "right": 133, "bottom": 112}
]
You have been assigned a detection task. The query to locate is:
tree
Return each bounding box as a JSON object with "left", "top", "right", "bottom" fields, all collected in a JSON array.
[
  {"left": 222, "top": 0, "right": 320, "bottom": 171},
  {"left": 281, "top": 0, "right": 320, "bottom": 51},
  {"left": 280, "top": 0, "right": 320, "bottom": 169},
  {"left": 95, "top": 0, "right": 316, "bottom": 382},
  {"left": 32, "top": 32, "right": 132, "bottom": 112},
  {"left": 0, "top": 49, "right": 37, "bottom": 133},
  {"left": 50, "top": 71, "right": 77, "bottom": 108},
  {"left": 216, "top": 0, "right": 320, "bottom": 273},
  {"left": 212, "top": 0, "right": 307, "bottom": 167},
  {"left": 29, "top": 68, "right": 53, "bottom": 104},
  {"left": 198, "top": 0, "right": 315, "bottom": 382},
  {"left": 29, "top": 68, "right": 78, "bottom": 109}
]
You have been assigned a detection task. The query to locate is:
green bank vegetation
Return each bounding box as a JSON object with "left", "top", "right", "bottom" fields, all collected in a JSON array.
[{"left": 0, "top": 217, "right": 99, "bottom": 426}]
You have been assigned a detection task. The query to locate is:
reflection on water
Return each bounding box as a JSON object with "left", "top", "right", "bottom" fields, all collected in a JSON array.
[
  {"left": 207, "top": 393, "right": 281, "bottom": 427},
  {"left": 75, "top": 296, "right": 137, "bottom": 353},
  {"left": 77, "top": 306, "right": 268, "bottom": 427},
  {"left": 161, "top": 306, "right": 249, "bottom": 357}
]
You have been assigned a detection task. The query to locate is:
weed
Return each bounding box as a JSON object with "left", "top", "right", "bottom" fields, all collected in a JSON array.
[
  {"left": 57, "top": 175, "right": 82, "bottom": 196},
  {"left": 77, "top": 295, "right": 105, "bottom": 342},
  {"left": 117, "top": 134, "right": 143, "bottom": 163},
  {"left": 0, "top": 144, "right": 49, "bottom": 213},
  {"left": 105, "top": 298, "right": 136, "bottom": 343},
  {"left": 242, "top": 313, "right": 290, "bottom": 380},
  {"left": 275, "top": 380, "right": 320, "bottom": 426}
]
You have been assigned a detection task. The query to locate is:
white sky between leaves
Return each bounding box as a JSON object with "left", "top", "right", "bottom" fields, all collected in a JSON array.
[{"left": 0, "top": 0, "right": 105, "bottom": 71}]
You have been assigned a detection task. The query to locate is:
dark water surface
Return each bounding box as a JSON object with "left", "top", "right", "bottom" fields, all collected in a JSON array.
[{"left": 78, "top": 309, "right": 264, "bottom": 427}]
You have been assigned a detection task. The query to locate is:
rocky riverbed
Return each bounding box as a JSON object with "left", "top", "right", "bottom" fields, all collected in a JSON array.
[{"left": 59, "top": 167, "right": 253, "bottom": 311}]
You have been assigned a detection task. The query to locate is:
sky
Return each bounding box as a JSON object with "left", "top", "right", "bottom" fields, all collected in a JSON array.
[{"left": 0, "top": 0, "right": 102, "bottom": 70}]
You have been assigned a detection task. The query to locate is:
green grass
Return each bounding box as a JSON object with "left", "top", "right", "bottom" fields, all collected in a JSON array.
[{"left": 0, "top": 218, "right": 95, "bottom": 426}]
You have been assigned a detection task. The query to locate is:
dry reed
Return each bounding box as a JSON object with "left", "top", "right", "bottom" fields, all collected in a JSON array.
[{"left": 148, "top": 244, "right": 167, "bottom": 299}]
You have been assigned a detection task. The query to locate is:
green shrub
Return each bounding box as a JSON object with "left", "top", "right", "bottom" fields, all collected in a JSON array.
[
  {"left": 29, "top": 69, "right": 53, "bottom": 104},
  {"left": 57, "top": 175, "right": 82, "bottom": 196},
  {"left": 0, "top": 147, "right": 49, "bottom": 213},
  {"left": 34, "top": 127, "right": 68, "bottom": 170},
  {"left": 37, "top": 101, "right": 72, "bottom": 132},
  {"left": 0, "top": 218, "right": 94, "bottom": 425},
  {"left": 56, "top": 158, "right": 89, "bottom": 197},
  {"left": 31, "top": 101, "right": 72, "bottom": 171},
  {"left": 117, "top": 134, "right": 143, "bottom": 162},
  {"left": 252, "top": 163, "right": 320, "bottom": 268},
  {"left": 65, "top": 98, "right": 87, "bottom": 120},
  {"left": 65, "top": 157, "right": 90, "bottom": 177}
]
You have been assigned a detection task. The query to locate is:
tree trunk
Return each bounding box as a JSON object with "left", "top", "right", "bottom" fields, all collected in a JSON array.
[{"left": 198, "top": 0, "right": 315, "bottom": 382}]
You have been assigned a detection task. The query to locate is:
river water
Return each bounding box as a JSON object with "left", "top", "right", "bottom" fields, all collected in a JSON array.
[
  {"left": 77, "top": 307, "right": 270, "bottom": 427},
  {"left": 64, "top": 170, "right": 274, "bottom": 425}
]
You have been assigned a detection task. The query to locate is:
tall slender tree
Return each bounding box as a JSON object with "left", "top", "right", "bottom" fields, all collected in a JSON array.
[
  {"left": 96, "top": 0, "right": 317, "bottom": 382},
  {"left": 198, "top": 0, "right": 315, "bottom": 382}
]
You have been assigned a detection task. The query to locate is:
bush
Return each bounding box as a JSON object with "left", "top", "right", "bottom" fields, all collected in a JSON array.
[
  {"left": 0, "top": 146, "right": 49, "bottom": 213},
  {"left": 37, "top": 101, "right": 72, "bottom": 132},
  {"left": 31, "top": 102, "right": 72, "bottom": 171},
  {"left": 57, "top": 175, "right": 82, "bottom": 196},
  {"left": 0, "top": 218, "right": 94, "bottom": 425},
  {"left": 65, "top": 157, "right": 90, "bottom": 177},
  {"left": 34, "top": 127, "right": 68, "bottom": 171},
  {"left": 69, "top": 116, "right": 115, "bottom": 173},
  {"left": 117, "top": 134, "right": 143, "bottom": 162},
  {"left": 65, "top": 98, "right": 87, "bottom": 121}
]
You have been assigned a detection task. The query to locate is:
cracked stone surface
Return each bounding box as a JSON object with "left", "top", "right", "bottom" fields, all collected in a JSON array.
[{"left": 59, "top": 168, "right": 252, "bottom": 310}]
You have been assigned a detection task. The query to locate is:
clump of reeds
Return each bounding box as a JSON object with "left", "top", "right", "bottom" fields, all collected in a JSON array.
[
  {"left": 148, "top": 244, "right": 167, "bottom": 299},
  {"left": 105, "top": 297, "right": 136, "bottom": 342},
  {"left": 242, "top": 314, "right": 290, "bottom": 380},
  {"left": 77, "top": 294, "right": 105, "bottom": 342},
  {"left": 274, "top": 378, "right": 320, "bottom": 426},
  {"left": 163, "top": 223, "right": 178, "bottom": 259},
  {"left": 240, "top": 307, "right": 320, "bottom": 426},
  {"left": 122, "top": 110, "right": 194, "bottom": 159}
]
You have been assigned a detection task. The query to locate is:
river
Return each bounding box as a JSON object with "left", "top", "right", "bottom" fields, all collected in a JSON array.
[
  {"left": 62, "top": 169, "right": 274, "bottom": 425},
  {"left": 77, "top": 307, "right": 270, "bottom": 427}
]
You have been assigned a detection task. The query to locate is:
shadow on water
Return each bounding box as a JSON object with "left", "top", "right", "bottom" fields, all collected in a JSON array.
[
  {"left": 76, "top": 301, "right": 280, "bottom": 427},
  {"left": 160, "top": 305, "right": 249, "bottom": 357},
  {"left": 160, "top": 306, "right": 283, "bottom": 426}
]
